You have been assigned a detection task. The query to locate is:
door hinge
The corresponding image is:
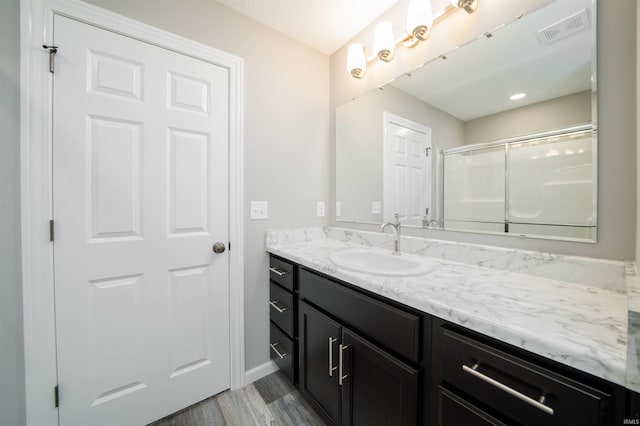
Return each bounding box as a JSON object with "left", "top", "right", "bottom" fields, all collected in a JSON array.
[
  {"left": 49, "top": 220, "right": 54, "bottom": 242},
  {"left": 42, "top": 45, "right": 58, "bottom": 73},
  {"left": 425, "top": 147, "right": 431, "bottom": 157},
  {"left": 54, "top": 385, "right": 59, "bottom": 408}
]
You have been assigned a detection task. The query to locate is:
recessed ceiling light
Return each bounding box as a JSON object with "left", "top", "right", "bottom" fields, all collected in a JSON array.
[{"left": 510, "top": 93, "right": 526, "bottom": 100}]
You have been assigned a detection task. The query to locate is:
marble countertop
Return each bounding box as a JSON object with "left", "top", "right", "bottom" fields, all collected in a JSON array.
[{"left": 266, "top": 227, "right": 634, "bottom": 391}]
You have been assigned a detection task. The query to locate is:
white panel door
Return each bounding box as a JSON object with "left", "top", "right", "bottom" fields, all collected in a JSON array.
[
  {"left": 383, "top": 113, "right": 432, "bottom": 226},
  {"left": 52, "top": 15, "right": 230, "bottom": 426}
]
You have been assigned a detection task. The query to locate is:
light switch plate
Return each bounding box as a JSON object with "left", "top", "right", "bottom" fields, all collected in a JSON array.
[
  {"left": 250, "top": 201, "right": 268, "bottom": 220},
  {"left": 372, "top": 201, "right": 381, "bottom": 214},
  {"left": 335, "top": 202, "right": 342, "bottom": 217},
  {"left": 317, "top": 201, "right": 325, "bottom": 217}
]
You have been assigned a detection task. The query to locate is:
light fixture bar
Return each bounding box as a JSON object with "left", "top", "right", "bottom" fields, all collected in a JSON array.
[
  {"left": 451, "top": 0, "right": 478, "bottom": 14},
  {"left": 348, "top": 1, "right": 479, "bottom": 79}
]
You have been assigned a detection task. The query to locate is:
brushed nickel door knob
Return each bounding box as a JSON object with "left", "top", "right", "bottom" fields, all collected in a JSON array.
[{"left": 212, "top": 242, "right": 226, "bottom": 254}]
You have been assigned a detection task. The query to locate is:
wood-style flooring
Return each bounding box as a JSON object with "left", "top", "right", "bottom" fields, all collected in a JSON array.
[{"left": 149, "top": 371, "right": 325, "bottom": 426}]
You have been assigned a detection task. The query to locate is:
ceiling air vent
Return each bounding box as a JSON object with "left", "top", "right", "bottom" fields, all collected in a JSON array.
[{"left": 536, "top": 9, "right": 590, "bottom": 45}]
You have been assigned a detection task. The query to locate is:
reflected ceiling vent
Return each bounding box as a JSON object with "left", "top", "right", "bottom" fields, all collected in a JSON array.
[{"left": 536, "top": 9, "right": 590, "bottom": 44}]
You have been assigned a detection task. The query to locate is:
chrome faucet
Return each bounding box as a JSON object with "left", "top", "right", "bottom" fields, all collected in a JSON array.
[
  {"left": 422, "top": 209, "right": 440, "bottom": 229},
  {"left": 425, "top": 218, "right": 440, "bottom": 229},
  {"left": 380, "top": 213, "right": 401, "bottom": 256}
]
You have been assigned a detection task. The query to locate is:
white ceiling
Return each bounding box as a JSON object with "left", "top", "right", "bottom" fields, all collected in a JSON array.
[
  {"left": 216, "top": 0, "right": 594, "bottom": 121},
  {"left": 389, "top": 0, "right": 593, "bottom": 121},
  {"left": 215, "top": 0, "right": 402, "bottom": 55}
]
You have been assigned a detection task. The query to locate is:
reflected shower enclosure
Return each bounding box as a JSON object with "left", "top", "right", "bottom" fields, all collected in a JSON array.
[{"left": 441, "top": 125, "right": 595, "bottom": 241}]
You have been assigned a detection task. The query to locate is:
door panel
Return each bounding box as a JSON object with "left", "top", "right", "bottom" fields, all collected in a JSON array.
[
  {"left": 299, "top": 301, "right": 342, "bottom": 426},
  {"left": 88, "top": 116, "right": 143, "bottom": 240},
  {"left": 168, "top": 129, "right": 210, "bottom": 235},
  {"left": 168, "top": 265, "right": 213, "bottom": 378},
  {"left": 53, "top": 15, "right": 230, "bottom": 426},
  {"left": 88, "top": 273, "right": 148, "bottom": 406},
  {"left": 383, "top": 114, "right": 432, "bottom": 226},
  {"left": 341, "top": 329, "right": 419, "bottom": 426}
]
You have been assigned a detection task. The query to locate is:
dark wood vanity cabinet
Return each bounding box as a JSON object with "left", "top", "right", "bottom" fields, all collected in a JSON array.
[
  {"left": 299, "top": 300, "right": 420, "bottom": 426},
  {"left": 268, "top": 254, "right": 634, "bottom": 426},
  {"left": 432, "top": 322, "right": 627, "bottom": 426},
  {"left": 268, "top": 256, "right": 297, "bottom": 384},
  {"left": 297, "top": 268, "right": 421, "bottom": 426}
]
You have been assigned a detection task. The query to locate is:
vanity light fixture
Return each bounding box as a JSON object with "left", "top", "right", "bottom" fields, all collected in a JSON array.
[
  {"left": 347, "top": 0, "right": 479, "bottom": 79},
  {"left": 374, "top": 22, "right": 396, "bottom": 62},
  {"left": 347, "top": 43, "right": 367, "bottom": 79},
  {"left": 406, "top": 0, "right": 433, "bottom": 42},
  {"left": 450, "top": 0, "right": 478, "bottom": 14},
  {"left": 510, "top": 92, "right": 526, "bottom": 100}
]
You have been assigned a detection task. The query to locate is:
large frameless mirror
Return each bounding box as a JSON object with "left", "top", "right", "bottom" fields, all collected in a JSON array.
[{"left": 335, "top": 0, "right": 597, "bottom": 242}]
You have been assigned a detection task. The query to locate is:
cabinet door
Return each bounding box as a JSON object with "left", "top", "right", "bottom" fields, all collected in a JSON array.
[
  {"left": 299, "top": 301, "right": 342, "bottom": 425},
  {"left": 341, "top": 329, "right": 419, "bottom": 426}
]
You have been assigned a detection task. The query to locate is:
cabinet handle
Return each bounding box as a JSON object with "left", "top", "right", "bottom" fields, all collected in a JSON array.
[
  {"left": 328, "top": 337, "right": 338, "bottom": 376},
  {"left": 269, "top": 300, "right": 288, "bottom": 313},
  {"left": 269, "top": 267, "right": 289, "bottom": 277},
  {"left": 462, "top": 363, "right": 554, "bottom": 416},
  {"left": 338, "top": 344, "right": 350, "bottom": 386},
  {"left": 270, "top": 342, "right": 288, "bottom": 359}
]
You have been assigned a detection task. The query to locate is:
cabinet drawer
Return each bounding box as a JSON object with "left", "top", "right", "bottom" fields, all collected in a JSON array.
[
  {"left": 270, "top": 321, "right": 294, "bottom": 383},
  {"left": 269, "top": 256, "right": 294, "bottom": 291},
  {"left": 270, "top": 281, "right": 294, "bottom": 337},
  {"left": 438, "top": 386, "right": 507, "bottom": 426},
  {"left": 440, "top": 328, "right": 610, "bottom": 426},
  {"left": 299, "top": 268, "right": 420, "bottom": 363}
]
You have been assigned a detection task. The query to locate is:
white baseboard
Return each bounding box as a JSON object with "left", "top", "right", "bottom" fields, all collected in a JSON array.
[{"left": 244, "top": 360, "right": 279, "bottom": 385}]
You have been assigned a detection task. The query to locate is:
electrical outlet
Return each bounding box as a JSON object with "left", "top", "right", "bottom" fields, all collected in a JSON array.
[
  {"left": 335, "top": 202, "right": 342, "bottom": 217},
  {"left": 317, "top": 201, "right": 325, "bottom": 217},
  {"left": 250, "top": 201, "right": 268, "bottom": 220},
  {"left": 372, "top": 201, "right": 381, "bottom": 214}
]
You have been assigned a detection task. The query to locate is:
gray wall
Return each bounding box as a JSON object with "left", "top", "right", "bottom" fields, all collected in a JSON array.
[
  {"left": 0, "top": 0, "right": 26, "bottom": 424},
  {"left": 464, "top": 91, "right": 592, "bottom": 145},
  {"left": 83, "top": 0, "right": 330, "bottom": 372},
  {"left": 330, "top": 0, "right": 637, "bottom": 261}
]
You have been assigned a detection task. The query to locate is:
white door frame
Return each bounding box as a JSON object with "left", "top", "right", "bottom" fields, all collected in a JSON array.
[{"left": 20, "top": 1, "right": 245, "bottom": 425}]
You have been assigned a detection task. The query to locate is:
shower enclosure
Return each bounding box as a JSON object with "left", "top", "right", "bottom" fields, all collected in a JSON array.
[{"left": 439, "top": 124, "right": 596, "bottom": 241}]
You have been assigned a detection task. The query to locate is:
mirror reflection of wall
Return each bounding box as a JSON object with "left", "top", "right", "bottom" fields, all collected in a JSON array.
[
  {"left": 335, "top": 85, "right": 463, "bottom": 224},
  {"left": 464, "top": 91, "right": 591, "bottom": 145},
  {"left": 334, "top": 0, "right": 596, "bottom": 242}
]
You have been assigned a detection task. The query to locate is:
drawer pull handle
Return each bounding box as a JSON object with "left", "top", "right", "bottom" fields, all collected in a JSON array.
[
  {"left": 328, "top": 337, "right": 338, "bottom": 376},
  {"left": 270, "top": 342, "right": 288, "bottom": 359},
  {"left": 269, "top": 300, "right": 288, "bottom": 313},
  {"left": 462, "top": 364, "right": 554, "bottom": 416},
  {"left": 339, "top": 344, "right": 350, "bottom": 386},
  {"left": 269, "top": 267, "right": 289, "bottom": 277}
]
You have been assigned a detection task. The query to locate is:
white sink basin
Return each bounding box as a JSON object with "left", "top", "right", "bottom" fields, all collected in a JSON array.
[{"left": 329, "top": 248, "right": 435, "bottom": 277}]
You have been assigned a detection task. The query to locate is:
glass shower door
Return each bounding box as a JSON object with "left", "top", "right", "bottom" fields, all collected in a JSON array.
[
  {"left": 508, "top": 131, "right": 595, "bottom": 239},
  {"left": 442, "top": 145, "right": 506, "bottom": 233}
]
